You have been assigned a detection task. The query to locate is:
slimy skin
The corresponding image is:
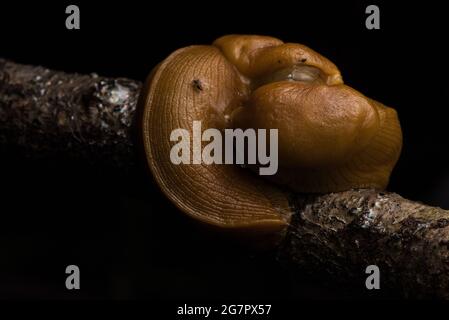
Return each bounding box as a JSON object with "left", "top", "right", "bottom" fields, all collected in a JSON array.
[
  {"left": 141, "top": 34, "right": 402, "bottom": 235},
  {"left": 217, "top": 35, "right": 402, "bottom": 193}
]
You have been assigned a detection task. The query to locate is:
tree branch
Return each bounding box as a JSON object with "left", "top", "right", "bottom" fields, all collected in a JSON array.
[
  {"left": 281, "top": 189, "right": 449, "bottom": 298},
  {"left": 0, "top": 58, "right": 141, "bottom": 168},
  {"left": 1, "top": 59, "right": 448, "bottom": 298}
]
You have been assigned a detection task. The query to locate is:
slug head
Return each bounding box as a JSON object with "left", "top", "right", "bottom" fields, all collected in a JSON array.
[{"left": 215, "top": 35, "right": 402, "bottom": 192}]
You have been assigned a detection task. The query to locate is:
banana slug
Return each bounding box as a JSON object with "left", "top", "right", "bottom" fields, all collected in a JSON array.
[{"left": 140, "top": 35, "right": 402, "bottom": 240}]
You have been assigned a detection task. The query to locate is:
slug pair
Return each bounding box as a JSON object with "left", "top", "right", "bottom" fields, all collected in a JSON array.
[{"left": 140, "top": 35, "right": 402, "bottom": 239}]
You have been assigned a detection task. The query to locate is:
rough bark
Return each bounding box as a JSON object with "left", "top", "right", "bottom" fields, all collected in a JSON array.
[
  {"left": 1, "top": 59, "right": 449, "bottom": 298},
  {"left": 281, "top": 190, "right": 449, "bottom": 298},
  {"left": 0, "top": 58, "right": 141, "bottom": 169}
]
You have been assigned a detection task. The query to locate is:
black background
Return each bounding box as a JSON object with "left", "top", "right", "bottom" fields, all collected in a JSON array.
[{"left": 0, "top": 0, "right": 448, "bottom": 302}]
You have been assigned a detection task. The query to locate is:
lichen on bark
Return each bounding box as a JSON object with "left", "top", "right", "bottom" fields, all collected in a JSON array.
[
  {"left": 0, "top": 58, "right": 141, "bottom": 168},
  {"left": 281, "top": 189, "right": 449, "bottom": 298}
]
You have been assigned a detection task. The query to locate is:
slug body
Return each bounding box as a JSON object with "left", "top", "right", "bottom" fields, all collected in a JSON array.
[{"left": 141, "top": 35, "right": 402, "bottom": 235}]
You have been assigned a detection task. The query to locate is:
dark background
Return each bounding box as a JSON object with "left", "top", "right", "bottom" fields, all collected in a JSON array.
[{"left": 0, "top": 0, "right": 448, "bottom": 301}]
